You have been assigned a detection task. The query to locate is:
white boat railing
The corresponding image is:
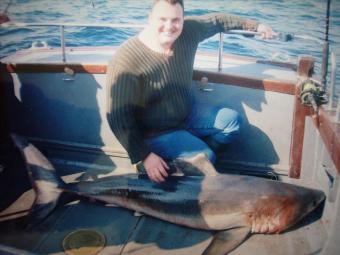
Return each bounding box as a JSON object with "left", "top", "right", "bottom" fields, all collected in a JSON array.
[{"left": 1, "top": 21, "right": 226, "bottom": 69}]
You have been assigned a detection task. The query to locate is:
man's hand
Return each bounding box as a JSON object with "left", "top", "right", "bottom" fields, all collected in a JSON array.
[
  {"left": 257, "top": 23, "right": 275, "bottom": 39},
  {"left": 143, "top": 152, "right": 169, "bottom": 183}
]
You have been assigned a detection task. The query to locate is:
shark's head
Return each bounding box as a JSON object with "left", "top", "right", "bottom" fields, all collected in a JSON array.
[
  {"left": 249, "top": 185, "right": 325, "bottom": 234},
  {"left": 282, "top": 187, "right": 325, "bottom": 231}
]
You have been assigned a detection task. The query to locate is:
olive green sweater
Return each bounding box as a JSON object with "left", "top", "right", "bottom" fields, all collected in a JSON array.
[{"left": 106, "top": 13, "right": 259, "bottom": 164}]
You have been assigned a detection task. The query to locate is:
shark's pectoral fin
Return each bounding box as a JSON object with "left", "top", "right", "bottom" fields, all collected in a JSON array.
[{"left": 202, "top": 227, "right": 251, "bottom": 255}]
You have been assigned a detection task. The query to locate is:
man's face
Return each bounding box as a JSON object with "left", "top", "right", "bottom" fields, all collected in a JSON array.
[{"left": 149, "top": 1, "right": 184, "bottom": 47}]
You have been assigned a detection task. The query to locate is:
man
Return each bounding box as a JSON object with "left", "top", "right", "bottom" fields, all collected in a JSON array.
[{"left": 106, "top": 0, "right": 273, "bottom": 183}]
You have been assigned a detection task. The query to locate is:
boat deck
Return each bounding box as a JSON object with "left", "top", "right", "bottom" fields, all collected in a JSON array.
[
  {"left": 0, "top": 47, "right": 332, "bottom": 254},
  {"left": 0, "top": 168, "right": 326, "bottom": 255}
]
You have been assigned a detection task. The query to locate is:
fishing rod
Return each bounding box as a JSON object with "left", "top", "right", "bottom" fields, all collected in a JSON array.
[
  {"left": 227, "top": 29, "right": 323, "bottom": 44},
  {"left": 228, "top": 30, "right": 293, "bottom": 41},
  {"left": 321, "top": 0, "right": 331, "bottom": 88}
]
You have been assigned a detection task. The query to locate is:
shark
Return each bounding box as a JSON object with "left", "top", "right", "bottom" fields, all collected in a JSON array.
[{"left": 11, "top": 133, "right": 325, "bottom": 255}]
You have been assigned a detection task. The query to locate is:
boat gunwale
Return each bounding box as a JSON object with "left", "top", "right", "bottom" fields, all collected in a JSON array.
[
  {"left": 0, "top": 55, "right": 339, "bottom": 176},
  {"left": 0, "top": 58, "right": 297, "bottom": 95}
]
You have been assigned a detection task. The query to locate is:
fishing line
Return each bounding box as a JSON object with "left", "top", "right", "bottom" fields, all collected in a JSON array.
[{"left": 0, "top": 0, "right": 12, "bottom": 23}]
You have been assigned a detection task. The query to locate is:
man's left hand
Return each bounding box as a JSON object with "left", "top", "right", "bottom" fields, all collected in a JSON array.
[{"left": 257, "top": 24, "right": 275, "bottom": 39}]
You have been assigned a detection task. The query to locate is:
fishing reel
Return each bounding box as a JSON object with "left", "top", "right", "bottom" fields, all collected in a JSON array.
[{"left": 299, "top": 78, "right": 328, "bottom": 111}]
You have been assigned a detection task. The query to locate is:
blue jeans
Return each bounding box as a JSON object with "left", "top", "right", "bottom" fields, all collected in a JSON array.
[{"left": 145, "top": 103, "right": 241, "bottom": 163}]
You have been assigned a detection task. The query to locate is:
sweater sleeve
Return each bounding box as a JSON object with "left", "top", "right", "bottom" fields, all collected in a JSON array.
[
  {"left": 185, "top": 13, "right": 259, "bottom": 42},
  {"left": 106, "top": 60, "right": 151, "bottom": 164}
]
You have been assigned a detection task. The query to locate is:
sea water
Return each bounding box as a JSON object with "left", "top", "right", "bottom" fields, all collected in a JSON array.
[{"left": 0, "top": 0, "right": 339, "bottom": 98}]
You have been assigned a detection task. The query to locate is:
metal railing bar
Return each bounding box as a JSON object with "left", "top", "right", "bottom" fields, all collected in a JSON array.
[
  {"left": 60, "top": 25, "right": 66, "bottom": 62},
  {"left": 335, "top": 98, "right": 340, "bottom": 123},
  {"left": 1, "top": 22, "right": 230, "bottom": 71},
  {"left": 218, "top": 32, "right": 223, "bottom": 71},
  {"left": 0, "top": 22, "right": 146, "bottom": 29},
  {"left": 328, "top": 51, "right": 336, "bottom": 110}
]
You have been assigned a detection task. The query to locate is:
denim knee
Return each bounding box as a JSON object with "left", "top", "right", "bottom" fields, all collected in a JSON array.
[
  {"left": 213, "top": 108, "right": 242, "bottom": 144},
  {"left": 146, "top": 130, "right": 217, "bottom": 163}
]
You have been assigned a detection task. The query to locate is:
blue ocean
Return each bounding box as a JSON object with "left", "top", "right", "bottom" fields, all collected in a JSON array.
[{"left": 0, "top": 0, "right": 339, "bottom": 98}]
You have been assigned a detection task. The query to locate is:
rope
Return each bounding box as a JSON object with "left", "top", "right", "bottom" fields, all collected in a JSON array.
[{"left": 1, "top": 0, "right": 12, "bottom": 15}]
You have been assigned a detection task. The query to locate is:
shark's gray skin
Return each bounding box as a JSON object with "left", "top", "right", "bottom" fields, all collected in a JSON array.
[{"left": 11, "top": 134, "right": 325, "bottom": 255}]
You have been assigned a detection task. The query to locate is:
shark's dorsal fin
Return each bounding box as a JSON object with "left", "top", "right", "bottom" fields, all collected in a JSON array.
[
  {"left": 169, "top": 153, "right": 218, "bottom": 176},
  {"left": 203, "top": 227, "right": 251, "bottom": 255}
]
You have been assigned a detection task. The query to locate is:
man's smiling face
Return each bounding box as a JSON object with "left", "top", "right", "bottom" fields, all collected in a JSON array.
[{"left": 148, "top": 0, "right": 184, "bottom": 48}]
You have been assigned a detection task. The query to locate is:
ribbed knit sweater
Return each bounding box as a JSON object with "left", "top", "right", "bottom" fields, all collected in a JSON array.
[{"left": 106, "top": 13, "right": 259, "bottom": 164}]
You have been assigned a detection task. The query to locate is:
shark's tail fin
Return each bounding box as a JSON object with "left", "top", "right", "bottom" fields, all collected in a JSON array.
[{"left": 11, "top": 133, "right": 65, "bottom": 227}]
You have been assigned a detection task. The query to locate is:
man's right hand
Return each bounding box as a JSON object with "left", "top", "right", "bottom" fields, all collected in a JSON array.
[{"left": 143, "top": 152, "right": 169, "bottom": 183}]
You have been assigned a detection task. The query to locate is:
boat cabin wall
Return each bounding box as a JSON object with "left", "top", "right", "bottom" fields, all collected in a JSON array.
[
  {"left": 1, "top": 68, "right": 131, "bottom": 175},
  {"left": 193, "top": 80, "right": 294, "bottom": 174},
  {"left": 0, "top": 61, "right": 297, "bottom": 176}
]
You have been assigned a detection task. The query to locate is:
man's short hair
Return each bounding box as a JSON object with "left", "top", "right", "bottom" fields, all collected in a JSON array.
[{"left": 152, "top": 0, "right": 184, "bottom": 10}]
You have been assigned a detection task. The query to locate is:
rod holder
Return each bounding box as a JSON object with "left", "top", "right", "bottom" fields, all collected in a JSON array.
[{"left": 60, "top": 25, "right": 66, "bottom": 63}]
